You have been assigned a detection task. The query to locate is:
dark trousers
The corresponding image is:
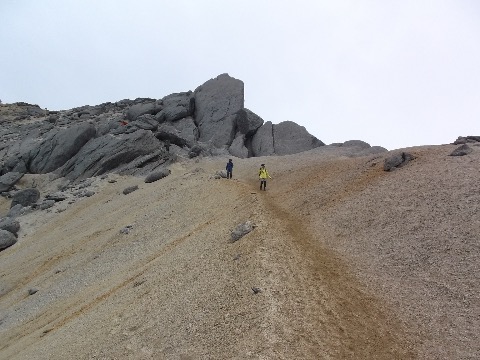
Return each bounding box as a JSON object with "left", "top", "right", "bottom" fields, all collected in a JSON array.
[
  {"left": 227, "top": 170, "right": 232, "bottom": 179},
  {"left": 260, "top": 180, "right": 266, "bottom": 190}
]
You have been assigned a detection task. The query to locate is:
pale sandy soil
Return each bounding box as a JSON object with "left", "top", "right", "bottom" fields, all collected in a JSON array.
[{"left": 0, "top": 144, "right": 478, "bottom": 359}]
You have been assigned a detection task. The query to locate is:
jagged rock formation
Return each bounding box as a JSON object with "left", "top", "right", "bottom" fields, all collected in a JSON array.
[{"left": 0, "top": 74, "right": 331, "bottom": 182}]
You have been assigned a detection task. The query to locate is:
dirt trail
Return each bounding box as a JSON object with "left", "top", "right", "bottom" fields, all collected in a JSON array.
[{"left": 228, "top": 170, "right": 415, "bottom": 359}]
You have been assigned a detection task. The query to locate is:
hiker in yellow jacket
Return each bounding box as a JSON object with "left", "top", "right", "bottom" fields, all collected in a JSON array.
[{"left": 258, "top": 163, "right": 272, "bottom": 191}]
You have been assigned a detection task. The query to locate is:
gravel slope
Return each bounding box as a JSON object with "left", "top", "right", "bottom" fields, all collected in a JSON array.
[{"left": 0, "top": 144, "right": 478, "bottom": 359}]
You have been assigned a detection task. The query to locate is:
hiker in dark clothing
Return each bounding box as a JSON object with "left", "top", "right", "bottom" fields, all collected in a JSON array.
[{"left": 226, "top": 159, "right": 234, "bottom": 179}]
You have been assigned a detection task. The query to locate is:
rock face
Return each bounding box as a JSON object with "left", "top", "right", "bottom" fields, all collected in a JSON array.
[
  {"left": 29, "top": 123, "right": 97, "bottom": 173},
  {"left": 59, "top": 130, "right": 161, "bottom": 180},
  {"left": 251, "top": 121, "right": 275, "bottom": 157},
  {"left": 251, "top": 121, "right": 324, "bottom": 156},
  {"left": 273, "top": 121, "right": 324, "bottom": 155},
  {"left": 1, "top": 74, "right": 379, "bottom": 187},
  {"left": 194, "top": 74, "right": 244, "bottom": 147}
]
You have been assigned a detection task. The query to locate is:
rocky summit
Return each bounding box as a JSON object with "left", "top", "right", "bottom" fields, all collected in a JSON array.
[{"left": 0, "top": 74, "right": 389, "bottom": 183}]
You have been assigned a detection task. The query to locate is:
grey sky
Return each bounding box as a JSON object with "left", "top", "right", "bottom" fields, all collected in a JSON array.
[{"left": 1, "top": 0, "right": 479, "bottom": 150}]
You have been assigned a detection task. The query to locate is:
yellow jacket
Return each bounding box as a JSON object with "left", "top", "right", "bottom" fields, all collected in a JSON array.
[{"left": 259, "top": 167, "right": 271, "bottom": 179}]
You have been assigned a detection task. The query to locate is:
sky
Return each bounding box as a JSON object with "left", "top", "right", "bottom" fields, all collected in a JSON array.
[{"left": 1, "top": 0, "right": 479, "bottom": 150}]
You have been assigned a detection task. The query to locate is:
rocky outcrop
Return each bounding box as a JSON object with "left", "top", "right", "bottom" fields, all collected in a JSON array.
[
  {"left": 384, "top": 152, "right": 415, "bottom": 171},
  {"left": 453, "top": 136, "right": 480, "bottom": 145},
  {"left": 194, "top": 74, "right": 244, "bottom": 147},
  {"left": 59, "top": 130, "right": 161, "bottom": 180},
  {"left": 251, "top": 121, "right": 275, "bottom": 157},
  {"left": 155, "top": 92, "right": 195, "bottom": 123},
  {"left": 449, "top": 144, "right": 473, "bottom": 156},
  {"left": 0, "top": 172, "right": 23, "bottom": 192},
  {"left": 1, "top": 74, "right": 374, "bottom": 183},
  {"left": 29, "top": 123, "right": 97, "bottom": 173},
  {"left": 251, "top": 121, "right": 323, "bottom": 156},
  {"left": 126, "top": 100, "right": 161, "bottom": 121},
  {"left": 272, "top": 121, "right": 324, "bottom": 155},
  {"left": 229, "top": 134, "right": 249, "bottom": 158}
]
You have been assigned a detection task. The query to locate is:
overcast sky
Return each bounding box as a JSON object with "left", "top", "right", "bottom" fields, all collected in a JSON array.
[{"left": 1, "top": 1, "right": 479, "bottom": 150}]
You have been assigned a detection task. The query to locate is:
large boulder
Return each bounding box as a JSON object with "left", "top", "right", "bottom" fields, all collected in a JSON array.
[
  {"left": 130, "top": 114, "right": 159, "bottom": 131},
  {"left": 155, "top": 123, "right": 190, "bottom": 148},
  {"left": 449, "top": 144, "right": 473, "bottom": 156},
  {"left": 59, "top": 130, "right": 161, "bottom": 180},
  {"left": 11, "top": 188, "right": 40, "bottom": 208},
  {"left": 229, "top": 134, "right": 248, "bottom": 159},
  {"left": 272, "top": 121, "right": 324, "bottom": 155},
  {"left": 384, "top": 152, "right": 415, "bottom": 171},
  {"left": 251, "top": 121, "right": 324, "bottom": 156},
  {"left": 126, "top": 101, "right": 161, "bottom": 121},
  {"left": 0, "top": 172, "right": 24, "bottom": 192},
  {"left": 0, "top": 218, "right": 20, "bottom": 237},
  {"left": 251, "top": 122, "right": 275, "bottom": 157},
  {"left": 194, "top": 74, "right": 244, "bottom": 147},
  {"left": 236, "top": 108, "right": 264, "bottom": 137},
  {"left": 0, "top": 229, "right": 17, "bottom": 251},
  {"left": 28, "top": 123, "right": 97, "bottom": 173},
  {"left": 155, "top": 92, "right": 195, "bottom": 123}
]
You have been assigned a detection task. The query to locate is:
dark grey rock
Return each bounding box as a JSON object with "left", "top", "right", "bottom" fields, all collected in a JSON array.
[
  {"left": 230, "top": 221, "right": 255, "bottom": 242},
  {"left": 11, "top": 188, "right": 40, "bottom": 208},
  {"left": 155, "top": 125, "right": 189, "bottom": 148},
  {"left": 144, "top": 169, "right": 170, "bottom": 183},
  {"left": 0, "top": 172, "right": 23, "bottom": 192},
  {"left": 236, "top": 108, "right": 264, "bottom": 137},
  {"left": 29, "top": 123, "right": 97, "bottom": 173},
  {"left": 272, "top": 121, "right": 324, "bottom": 155},
  {"left": 126, "top": 101, "right": 161, "bottom": 121},
  {"left": 130, "top": 114, "right": 159, "bottom": 131},
  {"left": 0, "top": 218, "right": 20, "bottom": 237},
  {"left": 342, "top": 140, "right": 371, "bottom": 149},
  {"left": 155, "top": 117, "right": 198, "bottom": 147},
  {"left": 116, "top": 150, "right": 168, "bottom": 176},
  {"left": 123, "top": 185, "right": 139, "bottom": 195},
  {"left": 384, "top": 152, "right": 415, "bottom": 171},
  {"left": 453, "top": 136, "right": 480, "bottom": 145},
  {"left": 251, "top": 122, "right": 275, "bottom": 157},
  {"left": 59, "top": 130, "right": 161, "bottom": 181},
  {"left": 7, "top": 204, "right": 27, "bottom": 218},
  {"left": 188, "top": 145, "right": 203, "bottom": 158},
  {"left": 39, "top": 200, "right": 55, "bottom": 210},
  {"left": 45, "top": 192, "right": 68, "bottom": 202},
  {"left": 229, "top": 134, "right": 248, "bottom": 158},
  {"left": 449, "top": 144, "right": 473, "bottom": 156},
  {"left": 155, "top": 92, "right": 194, "bottom": 123},
  {"left": 194, "top": 74, "right": 244, "bottom": 146},
  {"left": 0, "top": 229, "right": 17, "bottom": 251}
]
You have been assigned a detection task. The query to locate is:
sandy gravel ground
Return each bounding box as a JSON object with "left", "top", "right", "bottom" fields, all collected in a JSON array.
[{"left": 0, "top": 144, "right": 478, "bottom": 359}]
